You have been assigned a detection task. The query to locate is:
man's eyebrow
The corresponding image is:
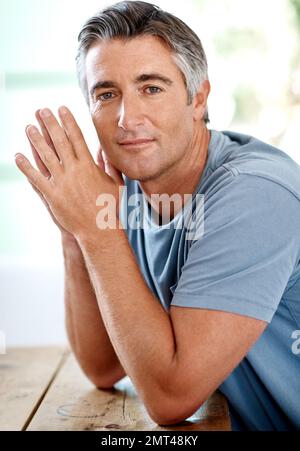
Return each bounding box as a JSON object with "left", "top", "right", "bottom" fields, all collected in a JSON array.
[
  {"left": 90, "top": 73, "right": 173, "bottom": 97},
  {"left": 134, "top": 73, "right": 173, "bottom": 86},
  {"left": 90, "top": 80, "right": 118, "bottom": 98}
]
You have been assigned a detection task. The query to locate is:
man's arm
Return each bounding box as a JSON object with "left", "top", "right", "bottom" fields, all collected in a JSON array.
[
  {"left": 24, "top": 109, "right": 126, "bottom": 390},
  {"left": 76, "top": 226, "right": 267, "bottom": 425},
  {"left": 62, "top": 233, "right": 126, "bottom": 389}
]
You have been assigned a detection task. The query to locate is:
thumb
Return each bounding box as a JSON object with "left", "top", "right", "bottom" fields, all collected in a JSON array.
[
  {"left": 102, "top": 150, "right": 124, "bottom": 186},
  {"left": 96, "top": 147, "right": 105, "bottom": 171}
]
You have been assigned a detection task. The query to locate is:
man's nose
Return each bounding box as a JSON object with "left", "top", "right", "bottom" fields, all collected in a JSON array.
[{"left": 117, "top": 96, "right": 144, "bottom": 130}]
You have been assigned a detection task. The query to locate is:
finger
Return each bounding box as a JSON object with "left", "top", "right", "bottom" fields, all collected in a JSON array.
[
  {"left": 29, "top": 180, "right": 47, "bottom": 205},
  {"left": 26, "top": 125, "right": 62, "bottom": 176},
  {"left": 96, "top": 147, "right": 105, "bottom": 171},
  {"left": 29, "top": 180, "right": 43, "bottom": 197},
  {"left": 102, "top": 150, "right": 124, "bottom": 185},
  {"left": 35, "top": 110, "right": 59, "bottom": 158},
  {"left": 38, "top": 108, "right": 76, "bottom": 163},
  {"left": 58, "top": 106, "right": 92, "bottom": 161},
  {"left": 26, "top": 131, "right": 51, "bottom": 179},
  {"left": 15, "top": 153, "right": 50, "bottom": 195}
]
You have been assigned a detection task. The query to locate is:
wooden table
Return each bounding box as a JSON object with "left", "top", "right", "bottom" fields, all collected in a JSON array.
[{"left": 0, "top": 347, "right": 231, "bottom": 431}]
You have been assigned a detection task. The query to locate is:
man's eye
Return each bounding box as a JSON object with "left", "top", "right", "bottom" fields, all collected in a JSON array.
[
  {"left": 145, "top": 86, "right": 162, "bottom": 94},
  {"left": 98, "top": 92, "right": 115, "bottom": 101}
]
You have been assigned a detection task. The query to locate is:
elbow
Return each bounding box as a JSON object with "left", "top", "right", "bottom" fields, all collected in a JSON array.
[
  {"left": 87, "top": 372, "right": 120, "bottom": 390},
  {"left": 81, "top": 365, "right": 126, "bottom": 390},
  {"left": 151, "top": 413, "right": 188, "bottom": 427},
  {"left": 148, "top": 405, "right": 192, "bottom": 427},
  {"left": 74, "top": 356, "right": 127, "bottom": 390},
  {"left": 151, "top": 404, "right": 205, "bottom": 427},
  {"left": 145, "top": 392, "right": 203, "bottom": 427},
  {"left": 144, "top": 380, "right": 207, "bottom": 426}
]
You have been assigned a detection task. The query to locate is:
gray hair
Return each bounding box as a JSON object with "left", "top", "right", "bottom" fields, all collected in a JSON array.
[{"left": 76, "top": 0, "right": 210, "bottom": 123}]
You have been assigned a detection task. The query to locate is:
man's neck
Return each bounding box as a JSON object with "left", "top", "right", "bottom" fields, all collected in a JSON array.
[{"left": 140, "top": 123, "right": 210, "bottom": 222}]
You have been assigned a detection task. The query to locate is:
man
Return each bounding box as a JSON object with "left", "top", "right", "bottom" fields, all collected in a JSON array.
[{"left": 15, "top": 1, "right": 300, "bottom": 430}]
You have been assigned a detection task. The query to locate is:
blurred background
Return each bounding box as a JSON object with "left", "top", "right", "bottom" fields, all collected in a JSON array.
[{"left": 1, "top": 0, "right": 300, "bottom": 347}]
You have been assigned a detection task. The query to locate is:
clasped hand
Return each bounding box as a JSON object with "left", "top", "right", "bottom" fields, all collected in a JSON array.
[{"left": 15, "top": 106, "right": 124, "bottom": 238}]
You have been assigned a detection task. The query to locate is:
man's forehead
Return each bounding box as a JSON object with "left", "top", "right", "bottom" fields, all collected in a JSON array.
[
  {"left": 85, "top": 36, "right": 181, "bottom": 90},
  {"left": 85, "top": 35, "right": 174, "bottom": 70}
]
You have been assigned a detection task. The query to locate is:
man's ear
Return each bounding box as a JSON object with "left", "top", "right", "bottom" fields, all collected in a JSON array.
[{"left": 192, "top": 79, "right": 211, "bottom": 121}]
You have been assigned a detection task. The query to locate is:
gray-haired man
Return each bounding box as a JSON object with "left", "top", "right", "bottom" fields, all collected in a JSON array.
[{"left": 15, "top": 1, "right": 300, "bottom": 430}]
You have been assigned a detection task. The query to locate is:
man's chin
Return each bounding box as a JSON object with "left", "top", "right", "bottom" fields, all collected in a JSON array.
[{"left": 121, "top": 167, "right": 160, "bottom": 182}]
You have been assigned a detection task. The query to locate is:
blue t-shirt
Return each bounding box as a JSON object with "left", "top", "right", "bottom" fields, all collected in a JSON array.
[{"left": 120, "top": 129, "right": 300, "bottom": 430}]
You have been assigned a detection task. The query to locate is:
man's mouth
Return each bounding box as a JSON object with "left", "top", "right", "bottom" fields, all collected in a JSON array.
[
  {"left": 118, "top": 138, "right": 155, "bottom": 145},
  {"left": 118, "top": 138, "right": 156, "bottom": 151}
]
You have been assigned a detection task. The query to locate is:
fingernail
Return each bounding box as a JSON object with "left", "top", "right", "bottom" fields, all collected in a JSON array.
[
  {"left": 15, "top": 154, "right": 24, "bottom": 163},
  {"left": 40, "top": 108, "right": 51, "bottom": 118},
  {"left": 59, "top": 106, "right": 68, "bottom": 116},
  {"left": 27, "top": 125, "right": 38, "bottom": 135}
]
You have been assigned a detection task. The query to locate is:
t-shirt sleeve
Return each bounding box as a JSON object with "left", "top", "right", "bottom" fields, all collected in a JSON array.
[{"left": 170, "top": 173, "right": 300, "bottom": 322}]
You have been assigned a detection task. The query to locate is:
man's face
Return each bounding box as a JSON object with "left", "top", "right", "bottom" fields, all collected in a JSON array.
[{"left": 85, "top": 35, "right": 201, "bottom": 182}]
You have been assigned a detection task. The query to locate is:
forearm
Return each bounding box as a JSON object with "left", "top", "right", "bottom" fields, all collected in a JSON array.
[
  {"left": 62, "top": 235, "right": 125, "bottom": 387},
  {"left": 77, "top": 225, "right": 177, "bottom": 413}
]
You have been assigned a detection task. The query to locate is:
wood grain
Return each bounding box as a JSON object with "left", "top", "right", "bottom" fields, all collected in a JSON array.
[
  {"left": 27, "top": 352, "right": 231, "bottom": 431},
  {"left": 0, "top": 347, "right": 67, "bottom": 431}
]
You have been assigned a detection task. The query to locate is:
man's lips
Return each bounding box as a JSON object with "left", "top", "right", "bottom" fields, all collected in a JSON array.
[{"left": 118, "top": 138, "right": 156, "bottom": 145}]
